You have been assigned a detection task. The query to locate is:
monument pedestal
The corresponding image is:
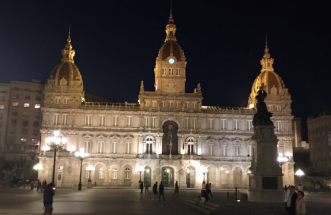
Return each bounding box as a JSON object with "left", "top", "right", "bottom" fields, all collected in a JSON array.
[{"left": 248, "top": 125, "right": 284, "bottom": 203}]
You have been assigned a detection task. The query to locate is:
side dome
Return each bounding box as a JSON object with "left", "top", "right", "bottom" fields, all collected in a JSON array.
[{"left": 248, "top": 45, "right": 291, "bottom": 109}]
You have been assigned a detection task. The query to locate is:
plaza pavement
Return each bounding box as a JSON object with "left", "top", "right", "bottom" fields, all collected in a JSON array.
[{"left": 0, "top": 186, "right": 330, "bottom": 215}]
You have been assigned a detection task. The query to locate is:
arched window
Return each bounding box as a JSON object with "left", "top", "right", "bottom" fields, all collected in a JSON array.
[
  {"left": 125, "top": 168, "right": 130, "bottom": 179},
  {"left": 187, "top": 138, "right": 194, "bottom": 155},
  {"left": 99, "top": 168, "right": 104, "bottom": 179}
]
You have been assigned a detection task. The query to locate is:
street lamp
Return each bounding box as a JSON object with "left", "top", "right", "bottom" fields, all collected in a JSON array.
[
  {"left": 46, "top": 130, "right": 67, "bottom": 184},
  {"left": 33, "top": 163, "right": 43, "bottom": 171},
  {"left": 75, "top": 148, "right": 89, "bottom": 191},
  {"left": 295, "top": 169, "right": 305, "bottom": 189},
  {"left": 138, "top": 166, "right": 144, "bottom": 181},
  {"left": 277, "top": 153, "right": 289, "bottom": 167}
]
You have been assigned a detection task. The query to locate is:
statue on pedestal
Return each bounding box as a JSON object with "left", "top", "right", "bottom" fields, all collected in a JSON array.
[{"left": 253, "top": 86, "right": 273, "bottom": 127}]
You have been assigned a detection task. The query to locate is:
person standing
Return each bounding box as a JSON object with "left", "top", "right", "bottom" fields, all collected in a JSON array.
[
  {"left": 30, "top": 181, "right": 34, "bottom": 190},
  {"left": 144, "top": 181, "right": 149, "bottom": 195},
  {"left": 43, "top": 183, "right": 55, "bottom": 215},
  {"left": 36, "top": 180, "right": 41, "bottom": 192},
  {"left": 296, "top": 191, "right": 306, "bottom": 215},
  {"left": 173, "top": 181, "right": 179, "bottom": 197},
  {"left": 159, "top": 182, "right": 165, "bottom": 201},
  {"left": 153, "top": 182, "right": 158, "bottom": 195},
  {"left": 207, "top": 183, "right": 213, "bottom": 197},
  {"left": 140, "top": 181, "right": 144, "bottom": 194},
  {"left": 286, "top": 185, "right": 298, "bottom": 215}
]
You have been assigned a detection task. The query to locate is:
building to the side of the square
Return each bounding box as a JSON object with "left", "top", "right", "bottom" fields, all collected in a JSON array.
[{"left": 38, "top": 12, "right": 295, "bottom": 188}]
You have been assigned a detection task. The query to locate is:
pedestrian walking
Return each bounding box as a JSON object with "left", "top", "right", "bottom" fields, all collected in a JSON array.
[
  {"left": 144, "top": 181, "right": 149, "bottom": 195},
  {"left": 286, "top": 185, "right": 298, "bottom": 215},
  {"left": 140, "top": 181, "right": 144, "bottom": 194},
  {"left": 37, "top": 180, "right": 41, "bottom": 191},
  {"left": 43, "top": 183, "right": 55, "bottom": 215},
  {"left": 173, "top": 181, "right": 179, "bottom": 197},
  {"left": 207, "top": 183, "right": 213, "bottom": 197},
  {"left": 30, "top": 181, "right": 34, "bottom": 190},
  {"left": 153, "top": 182, "right": 158, "bottom": 195},
  {"left": 158, "top": 182, "right": 165, "bottom": 201},
  {"left": 296, "top": 191, "right": 306, "bottom": 215},
  {"left": 201, "top": 181, "right": 206, "bottom": 190}
]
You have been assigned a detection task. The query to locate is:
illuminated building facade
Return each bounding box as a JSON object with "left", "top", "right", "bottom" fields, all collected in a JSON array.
[{"left": 38, "top": 13, "right": 295, "bottom": 188}]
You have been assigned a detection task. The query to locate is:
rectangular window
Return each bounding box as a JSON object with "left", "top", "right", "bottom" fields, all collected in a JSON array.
[
  {"left": 12, "top": 102, "right": 19, "bottom": 107},
  {"left": 54, "top": 114, "right": 59, "bottom": 125},
  {"left": 112, "top": 142, "right": 117, "bottom": 154},
  {"left": 221, "top": 119, "right": 226, "bottom": 130},
  {"left": 63, "top": 98, "right": 69, "bottom": 104},
  {"left": 247, "top": 120, "right": 252, "bottom": 131},
  {"left": 113, "top": 116, "right": 118, "bottom": 126},
  {"left": 21, "top": 146, "right": 24, "bottom": 151},
  {"left": 126, "top": 116, "right": 132, "bottom": 127},
  {"left": 63, "top": 114, "right": 68, "bottom": 125},
  {"left": 21, "top": 138, "right": 27, "bottom": 143},
  {"left": 23, "top": 111, "right": 29, "bottom": 117},
  {"left": 99, "top": 115, "right": 106, "bottom": 126},
  {"left": 9, "top": 145, "right": 13, "bottom": 151},
  {"left": 170, "top": 102, "right": 174, "bottom": 108},
  {"left": 25, "top": 95, "right": 30, "bottom": 100},
  {"left": 276, "top": 121, "right": 281, "bottom": 132},
  {"left": 55, "top": 97, "right": 61, "bottom": 104},
  {"left": 185, "top": 102, "right": 190, "bottom": 108},
  {"left": 176, "top": 102, "right": 180, "bottom": 108},
  {"left": 209, "top": 145, "right": 213, "bottom": 156},
  {"left": 162, "top": 68, "right": 166, "bottom": 75},
  {"left": 235, "top": 145, "right": 240, "bottom": 157},
  {"left": 98, "top": 141, "right": 104, "bottom": 153},
  {"left": 146, "top": 101, "right": 149, "bottom": 107},
  {"left": 33, "top": 121, "right": 39, "bottom": 127},
  {"left": 208, "top": 119, "right": 213, "bottom": 129},
  {"left": 185, "top": 118, "right": 189, "bottom": 129},
  {"left": 267, "top": 105, "right": 273, "bottom": 111},
  {"left": 35, "top": 104, "right": 40, "bottom": 109},
  {"left": 234, "top": 119, "right": 239, "bottom": 130},
  {"left": 126, "top": 142, "right": 131, "bottom": 154},
  {"left": 22, "top": 128, "right": 28, "bottom": 134},
  {"left": 193, "top": 103, "right": 197, "bottom": 108},
  {"left": 276, "top": 106, "right": 281, "bottom": 111},
  {"left": 193, "top": 118, "right": 196, "bottom": 130},
  {"left": 22, "top": 120, "right": 28, "bottom": 126},
  {"left": 152, "top": 117, "right": 156, "bottom": 128},
  {"left": 84, "top": 141, "right": 90, "bottom": 153},
  {"left": 145, "top": 117, "right": 149, "bottom": 128},
  {"left": 247, "top": 145, "right": 252, "bottom": 157},
  {"left": 175, "top": 68, "right": 181, "bottom": 76},
  {"left": 221, "top": 145, "right": 227, "bottom": 156},
  {"left": 168, "top": 68, "right": 174, "bottom": 75},
  {"left": 152, "top": 101, "right": 157, "bottom": 107},
  {"left": 85, "top": 115, "right": 92, "bottom": 126},
  {"left": 11, "top": 119, "right": 17, "bottom": 125}
]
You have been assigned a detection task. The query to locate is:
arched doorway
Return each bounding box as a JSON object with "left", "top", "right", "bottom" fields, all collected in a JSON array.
[
  {"left": 161, "top": 167, "right": 174, "bottom": 187},
  {"left": 162, "top": 121, "right": 179, "bottom": 155},
  {"left": 144, "top": 166, "right": 151, "bottom": 187},
  {"left": 186, "top": 166, "right": 196, "bottom": 188},
  {"left": 207, "top": 166, "right": 216, "bottom": 185},
  {"left": 233, "top": 167, "right": 242, "bottom": 187}
]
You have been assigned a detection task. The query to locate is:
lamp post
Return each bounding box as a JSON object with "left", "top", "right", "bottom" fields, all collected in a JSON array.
[
  {"left": 46, "top": 130, "right": 67, "bottom": 184},
  {"left": 33, "top": 163, "right": 43, "bottom": 171},
  {"left": 295, "top": 169, "right": 305, "bottom": 190},
  {"left": 138, "top": 166, "right": 144, "bottom": 181},
  {"left": 86, "top": 164, "right": 94, "bottom": 188},
  {"left": 75, "top": 148, "right": 89, "bottom": 191}
]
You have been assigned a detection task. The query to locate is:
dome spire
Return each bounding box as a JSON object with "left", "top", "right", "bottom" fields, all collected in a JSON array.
[
  {"left": 260, "top": 36, "right": 274, "bottom": 72},
  {"left": 61, "top": 26, "right": 75, "bottom": 63},
  {"left": 165, "top": 10, "right": 177, "bottom": 41}
]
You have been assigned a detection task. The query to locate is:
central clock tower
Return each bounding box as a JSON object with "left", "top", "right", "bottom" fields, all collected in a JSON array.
[{"left": 154, "top": 11, "right": 187, "bottom": 94}]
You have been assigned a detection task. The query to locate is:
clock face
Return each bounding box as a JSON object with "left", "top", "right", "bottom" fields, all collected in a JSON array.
[{"left": 168, "top": 58, "right": 175, "bottom": 64}]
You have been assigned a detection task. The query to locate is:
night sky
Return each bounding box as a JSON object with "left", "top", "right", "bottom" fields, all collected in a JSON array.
[{"left": 1, "top": 1, "right": 330, "bottom": 140}]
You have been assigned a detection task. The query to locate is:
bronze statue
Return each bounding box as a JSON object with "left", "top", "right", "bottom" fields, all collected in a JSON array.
[{"left": 253, "top": 87, "right": 273, "bottom": 126}]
